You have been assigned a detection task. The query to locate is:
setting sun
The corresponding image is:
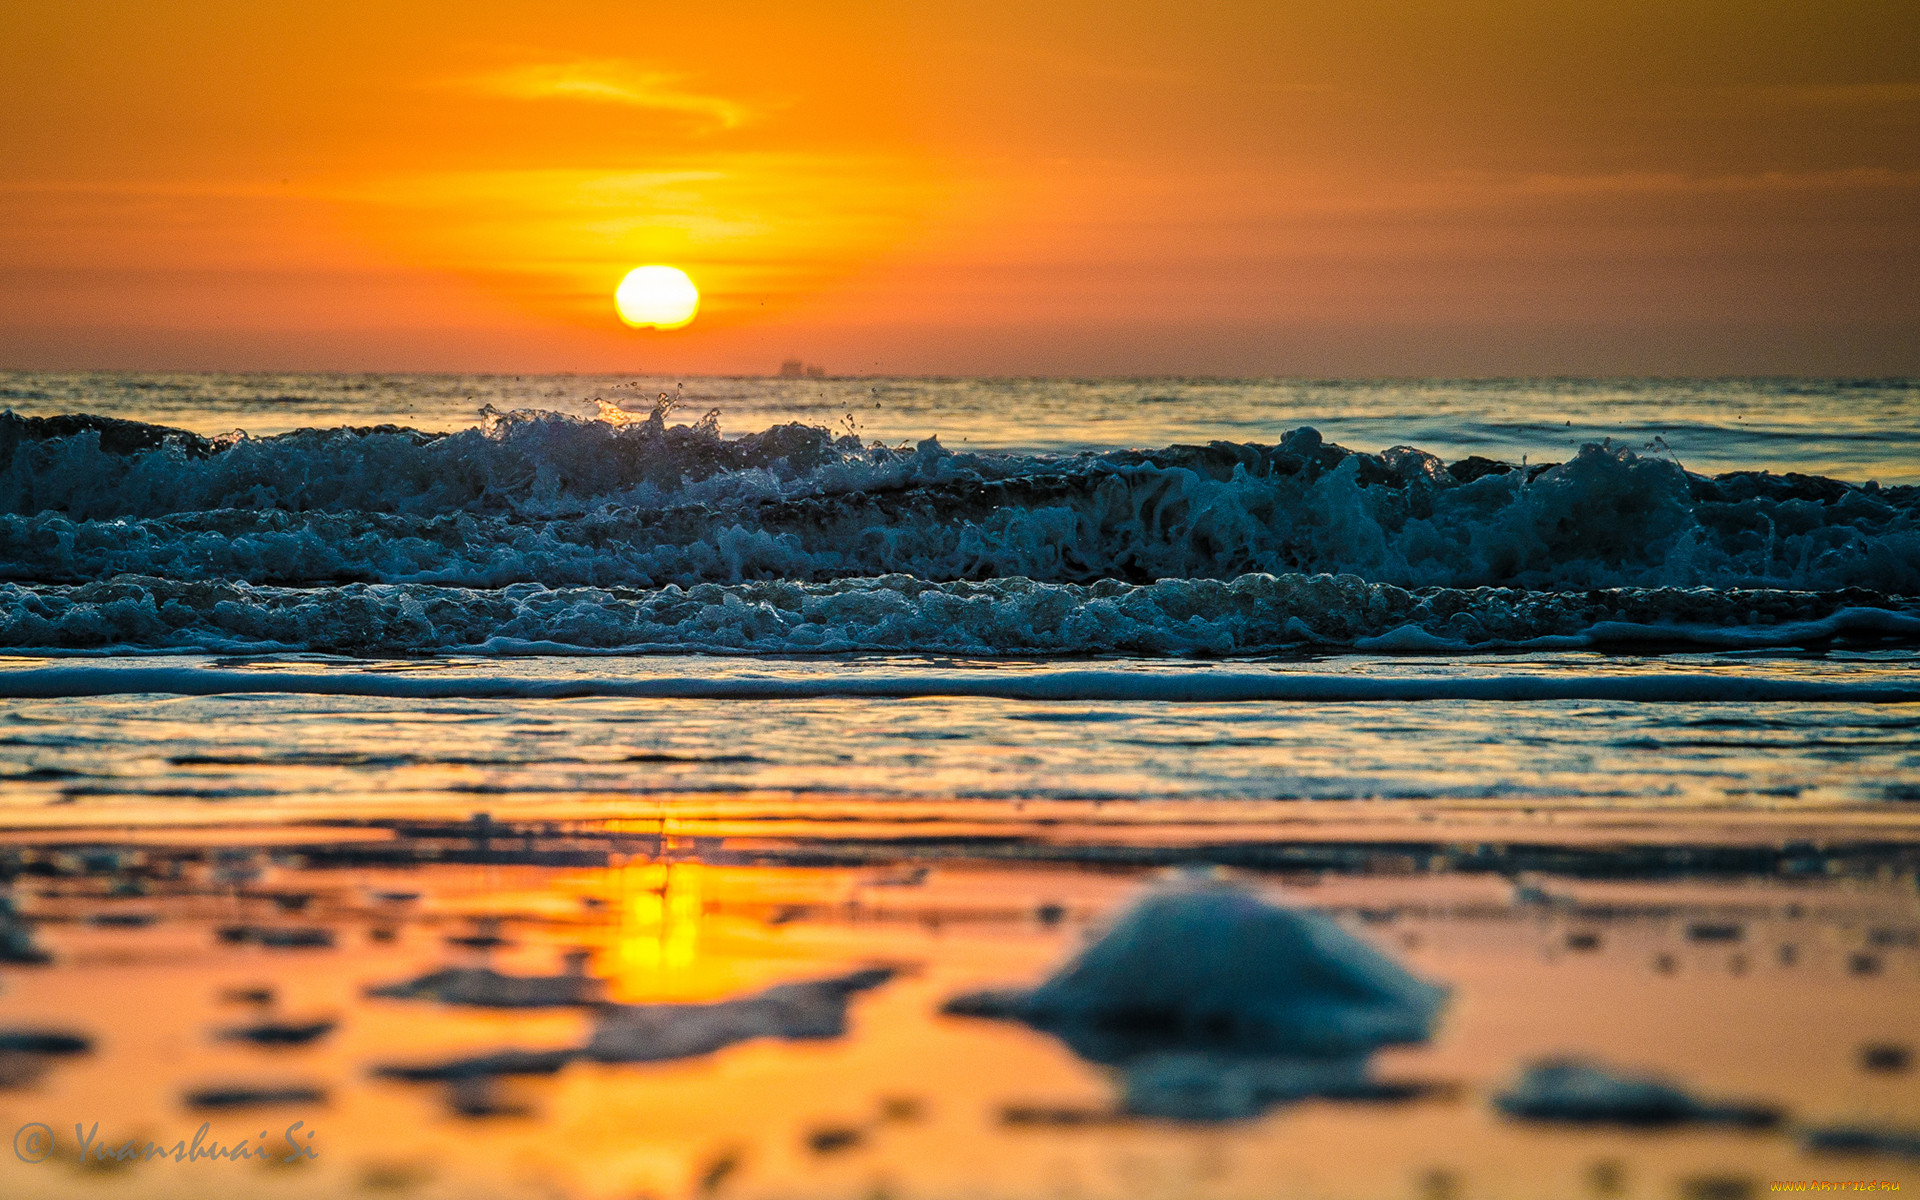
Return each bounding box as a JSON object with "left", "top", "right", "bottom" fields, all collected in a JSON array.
[{"left": 614, "top": 265, "right": 699, "bottom": 330}]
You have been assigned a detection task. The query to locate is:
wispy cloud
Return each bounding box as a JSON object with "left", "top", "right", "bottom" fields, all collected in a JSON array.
[
  {"left": 336, "top": 154, "right": 950, "bottom": 321},
  {"left": 453, "top": 61, "right": 751, "bottom": 130}
]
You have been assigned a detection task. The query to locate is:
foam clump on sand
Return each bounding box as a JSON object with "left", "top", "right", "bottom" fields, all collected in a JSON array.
[
  {"left": 363, "top": 968, "right": 895, "bottom": 1068},
  {"left": 586, "top": 967, "right": 895, "bottom": 1063},
  {"left": 1802, "top": 1124, "right": 1920, "bottom": 1158},
  {"left": 365, "top": 962, "right": 602, "bottom": 1009},
  {"left": 363, "top": 967, "right": 894, "bottom": 1120},
  {"left": 945, "top": 875, "right": 1446, "bottom": 1057},
  {"left": 373, "top": 1048, "right": 577, "bottom": 1081},
  {"left": 1494, "top": 1058, "right": 1780, "bottom": 1127}
]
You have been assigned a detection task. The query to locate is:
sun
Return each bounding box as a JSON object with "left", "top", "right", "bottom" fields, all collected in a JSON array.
[{"left": 614, "top": 265, "right": 700, "bottom": 329}]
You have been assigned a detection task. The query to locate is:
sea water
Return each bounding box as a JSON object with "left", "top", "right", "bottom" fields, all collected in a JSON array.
[
  {"left": 4, "top": 373, "right": 1917, "bottom": 482},
  {"left": 0, "top": 373, "right": 1915, "bottom": 817}
]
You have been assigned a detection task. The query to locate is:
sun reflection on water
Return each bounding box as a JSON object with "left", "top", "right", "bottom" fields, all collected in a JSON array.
[{"left": 608, "top": 860, "right": 704, "bottom": 995}]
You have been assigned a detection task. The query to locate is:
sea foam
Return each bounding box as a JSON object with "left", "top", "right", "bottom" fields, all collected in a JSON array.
[
  {"left": 1, "top": 663, "right": 1915, "bottom": 703},
  {"left": 0, "top": 574, "right": 1913, "bottom": 656},
  {"left": 3, "top": 409, "right": 1914, "bottom": 596}
]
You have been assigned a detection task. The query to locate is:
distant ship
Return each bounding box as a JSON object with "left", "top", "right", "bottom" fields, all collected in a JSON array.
[{"left": 779, "top": 359, "right": 827, "bottom": 378}]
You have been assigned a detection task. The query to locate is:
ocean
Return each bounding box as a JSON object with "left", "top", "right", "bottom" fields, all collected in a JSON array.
[{"left": 0, "top": 374, "right": 1914, "bottom": 1199}]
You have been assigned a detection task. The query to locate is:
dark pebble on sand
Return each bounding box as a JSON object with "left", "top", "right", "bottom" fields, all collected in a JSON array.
[
  {"left": 1803, "top": 1124, "right": 1920, "bottom": 1158},
  {"left": 445, "top": 1076, "right": 532, "bottom": 1118},
  {"left": 696, "top": 1148, "right": 742, "bottom": 1194},
  {"left": 445, "top": 916, "right": 513, "bottom": 949},
  {"left": 0, "top": 1029, "right": 92, "bottom": 1054},
  {"left": 0, "top": 1053, "right": 52, "bottom": 1090},
  {"left": 184, "top": 1084, "right": 327, "bottom": 1110},
  {"left": 1416, "top": 1167, "right": 1461, "bottom": 1200},
  {"left": 1687, "top": 922, "right": 1743, "bottom": 943},
  {"left": 219, "top": 1020, "right": 337, "bottom": 1047},
  {"left": 217, "top": 925, "right": 335, "bottom": 949},
  {"left": 1000, "top": 1104, "right": 1120, "bottom": 1127},
  {"left": 87, "top": 911, "right": 159, "bottom": 928},
  {"left": 1680, "top": 1176, "right": 1755, "bottom": 1200},
  {"left": 1585, "top": 1160, "right": 1625, "bottom": 1195},
  {"left": 805, "top": 1125, "right": 864, "bottom": 1154},
  {"left": 1861, "top": 1043, "right": 1911, "bottom": 1073}
]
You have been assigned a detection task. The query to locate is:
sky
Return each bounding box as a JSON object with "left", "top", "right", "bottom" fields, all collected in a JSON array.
[{"left": 3, "top": 0, "right": 1917, "bottom": 376}]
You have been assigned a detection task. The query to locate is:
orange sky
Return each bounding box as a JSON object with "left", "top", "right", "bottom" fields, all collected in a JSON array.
[{"left": 3, "top": 0, "right": 1917, "bottom": 375}]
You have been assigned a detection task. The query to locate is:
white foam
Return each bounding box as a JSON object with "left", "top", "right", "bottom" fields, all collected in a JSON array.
[
  {"left": 1, "top": 662, "right": 1914, "bottom": 702},
  {"left": 1, "top": 575, "right": 1912, "bottom": 657},
  {"left": 3, "top": 412, "right": 1915, "bottom": 593}
]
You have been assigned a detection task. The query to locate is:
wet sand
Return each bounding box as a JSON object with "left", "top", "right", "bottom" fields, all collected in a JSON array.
[{"left": 0, "top": 808, "right": 1915, "bottom": 1200}]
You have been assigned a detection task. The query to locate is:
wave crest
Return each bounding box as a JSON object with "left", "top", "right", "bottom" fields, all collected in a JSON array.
[{"left": 1, "top": 409, "right": 1915, "bottom": 593}]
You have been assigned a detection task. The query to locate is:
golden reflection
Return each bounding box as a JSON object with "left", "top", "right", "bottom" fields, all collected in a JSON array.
[{"left": 608, "top": 859, "right": 704, "bottom": 993}]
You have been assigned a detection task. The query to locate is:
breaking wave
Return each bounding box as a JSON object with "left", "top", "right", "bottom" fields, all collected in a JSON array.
[
  {"left": 1, "top": 575, "right": 1915, "bottom": 656},
  {"left": 0, "top": 404, "right": 1914, "bottom": 655}
]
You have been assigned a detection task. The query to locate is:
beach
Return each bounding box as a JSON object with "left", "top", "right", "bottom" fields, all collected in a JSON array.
[{"left": 0, "top": 376, "right": 1914, "bottom": 1198}]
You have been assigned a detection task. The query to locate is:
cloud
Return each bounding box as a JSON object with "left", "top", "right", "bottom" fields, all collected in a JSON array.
[{"left": 454, "top": 61, "right": 750, "bottom": 129}]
